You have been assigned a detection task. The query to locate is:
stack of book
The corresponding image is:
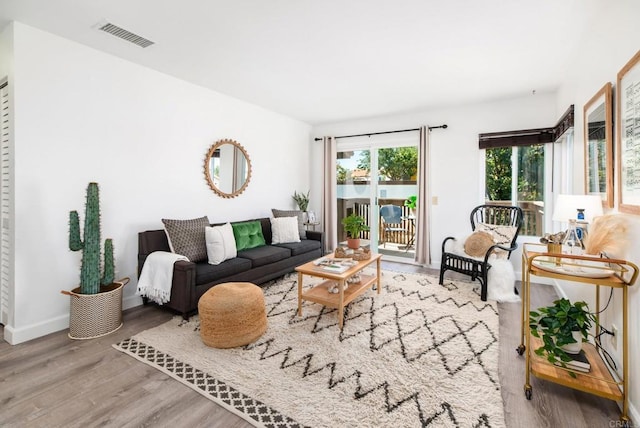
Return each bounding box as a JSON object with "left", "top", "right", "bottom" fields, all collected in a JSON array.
[
  {"left": 313, "top": 258, "right": 351, "bottom": 273},
  {"left": 554, "top": 349, "right": 590, "bottom": 373}
]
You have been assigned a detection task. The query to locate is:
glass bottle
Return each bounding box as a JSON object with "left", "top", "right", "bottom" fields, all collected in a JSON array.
[
  {"left": 563, "top": 218, "right": 582, "bottom": 255},
  {"left": 576, "top": 208, "right": 585, "bottom": 240}
]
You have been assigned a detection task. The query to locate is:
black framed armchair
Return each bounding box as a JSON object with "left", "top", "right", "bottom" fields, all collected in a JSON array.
[{"left": 439, "top": 204, "right": 524, "bottom": 301}]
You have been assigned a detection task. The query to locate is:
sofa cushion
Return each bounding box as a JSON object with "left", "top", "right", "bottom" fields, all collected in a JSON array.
[
  {"left": 270, "top": 216, "right": 301, "bottom": 244},
  {"left": 272, "top": 239, "right": 322, "bottom": 256},
  {"left": 205, "top": 223, "right": 237, "bottom": 265},
  {"left": 232, "top": 220, "right": 266, "bottom": 251},
  {"left": 162, "top": 216, "right": 209, "bottom": 262},
  {"left": 237, "top": 245, "right": 291, "bottom": 268},
  {"left": 195, "top": 257, "right": 252, "bottom": 285},
  {"left": 272, "top": 209, "right": 306, "bottom": 239}
]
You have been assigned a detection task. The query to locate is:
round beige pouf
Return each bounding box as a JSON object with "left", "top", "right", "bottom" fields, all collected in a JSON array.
[{"left": 198, "top": 282, "right": 267, "bottom": 348}]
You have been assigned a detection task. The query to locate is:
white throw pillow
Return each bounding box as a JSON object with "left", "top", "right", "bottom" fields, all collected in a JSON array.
[
  {"left": 270, "top": 216, "right": 301, "bottom": 244},
  {"left": 475, "top": 222, "right": 518, "bottom": 258},
  {"left": 205, "top": 223, "right": 237, "bottom": 265}
]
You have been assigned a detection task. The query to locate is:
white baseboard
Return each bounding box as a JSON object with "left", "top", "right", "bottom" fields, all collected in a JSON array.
[
  {"left": 3, "top": 313, "right": 69, "bottom": 345},
  {"left": 124, "top": 294, "right": 143, "bottom": 310},
  {"left": 3, "top": 296, "right": 144, "bottom": 345},
  {"left": 628, "top": 402, "right": 639, "bottom": 427}
]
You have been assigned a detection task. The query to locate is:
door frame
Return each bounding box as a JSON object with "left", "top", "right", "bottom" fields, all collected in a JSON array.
[{"left": 336, "top": 134, "right": 418, "bottom": 262}]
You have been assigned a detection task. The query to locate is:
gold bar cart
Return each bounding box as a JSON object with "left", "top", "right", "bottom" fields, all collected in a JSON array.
[{"left": 518, "top": 243, "right": 638, "bottom": 427}]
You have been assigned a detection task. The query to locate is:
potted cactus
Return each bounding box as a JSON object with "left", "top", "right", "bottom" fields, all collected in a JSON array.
[{"left": 62, "top": 182, "right": 129, "bottom": 340}]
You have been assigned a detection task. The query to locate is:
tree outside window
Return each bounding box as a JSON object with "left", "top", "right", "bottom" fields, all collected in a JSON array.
[
  {"left": 485, "top": 144, "right": 545, "bottom": 236},
  {"left": 356, "top": 147, "right": 418, "bottom": 181}
]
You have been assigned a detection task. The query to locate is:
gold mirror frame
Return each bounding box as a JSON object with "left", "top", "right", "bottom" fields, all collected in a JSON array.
[
  {"left": 204, "top": 139, "right": 252, "bottom": 198},
  {"left": 583, "top": 82, "right": 613, "bottom": 208}
]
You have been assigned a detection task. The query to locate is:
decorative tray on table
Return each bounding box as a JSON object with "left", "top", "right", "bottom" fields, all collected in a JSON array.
[
  {"left": 532, "top": 258, "right": 615, "bottom": 278},
  {"left": 334, "top": 247, "right": 371, "bottom": 260}
]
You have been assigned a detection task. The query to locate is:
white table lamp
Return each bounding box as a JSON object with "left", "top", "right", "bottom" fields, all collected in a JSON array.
[
  {"left": 552, "top": 194, "right": 603, "bottom": 224},
  {"left": 552, "top": 194, "right": 603, "bottom": 252}
]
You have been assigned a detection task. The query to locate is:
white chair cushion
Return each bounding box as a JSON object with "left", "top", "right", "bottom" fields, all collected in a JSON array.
[{"left": 475, "top": 222, "right": 518, "bottom": 258}]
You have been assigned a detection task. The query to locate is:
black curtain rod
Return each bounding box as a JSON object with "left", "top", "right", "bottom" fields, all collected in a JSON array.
[{"left": 313, "top": 124, "right": 447, "bottom": 141}]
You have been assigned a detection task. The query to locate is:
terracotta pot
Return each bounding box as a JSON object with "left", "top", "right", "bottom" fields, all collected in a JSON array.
[{"left": 347, "top": 238, "right": 360, "bottom": 250}]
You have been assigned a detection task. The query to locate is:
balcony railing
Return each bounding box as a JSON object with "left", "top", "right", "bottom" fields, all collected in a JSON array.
[
  {"left": 336, "top": 198, "right": 543, "bottom": 247},
  {"left": 337, "top": 198, "right": 415, "bottom": 246},
  {"left": 485, "top": 200, "right": 543, "bottom": 236}
]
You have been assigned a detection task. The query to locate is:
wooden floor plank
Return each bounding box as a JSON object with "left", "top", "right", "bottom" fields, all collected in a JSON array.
[{"left": 0, "top": 262, "right": 622, "bottom": 427}]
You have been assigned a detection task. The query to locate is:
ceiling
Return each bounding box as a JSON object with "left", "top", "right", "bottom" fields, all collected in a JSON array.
[{"left": 0, "top": 0, "right": 596, "bottom": 125}]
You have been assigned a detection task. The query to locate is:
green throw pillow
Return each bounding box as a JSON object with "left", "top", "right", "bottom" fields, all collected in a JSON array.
[{"left": 232, "top": 221, "right": 266, "bottom": 251}]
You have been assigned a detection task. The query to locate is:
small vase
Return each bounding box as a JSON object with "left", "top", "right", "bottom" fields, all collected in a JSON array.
[
  {"left": 547, "top": 243, "right": 562, "bottom": 265},
  {"left": 560, "top": 331, "right": 583, "bottom": 355}
]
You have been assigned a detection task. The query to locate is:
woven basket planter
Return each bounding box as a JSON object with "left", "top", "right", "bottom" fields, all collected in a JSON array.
[{"left": 64, "top": 277, "right": 128, "bottom": 340}]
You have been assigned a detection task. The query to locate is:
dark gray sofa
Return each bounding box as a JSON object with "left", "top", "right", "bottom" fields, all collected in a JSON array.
[{"left": 138, "top": 217, "right": 323, "bottom": 318}]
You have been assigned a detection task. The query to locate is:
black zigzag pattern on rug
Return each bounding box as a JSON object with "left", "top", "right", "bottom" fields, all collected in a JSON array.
[
  {"left": 236, "top": 272, "right": 500, "bottom": 427},
  {"left": 262, "top": 273, "right": 499, "bottom": 383},
  {"left": 116, "top": 338, "right": 306, "bottom": 428},
  {"left": 244, "top": 337, "right": 494, "bottom": 427},
  {"left": 118, "top": 271, "right": 501, "bottom": 427}
]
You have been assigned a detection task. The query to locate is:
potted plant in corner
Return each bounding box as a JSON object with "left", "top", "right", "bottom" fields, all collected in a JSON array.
[
  {"left": 529, "top": 298, "right": 596, "bottom": 375},
  {"left": 61, "top": 182, "right": 129, "bottom": 340},
  {"left": 341, "top": 213, "right": 370, "bottom": 249}
]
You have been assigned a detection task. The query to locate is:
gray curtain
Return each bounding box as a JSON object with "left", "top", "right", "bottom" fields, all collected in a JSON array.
[
  {"left": 322, "top": 137, "right": 337, "bottom": 254},
  {"left": 414, "top": 126, "right": 430, "bottom": 265}
]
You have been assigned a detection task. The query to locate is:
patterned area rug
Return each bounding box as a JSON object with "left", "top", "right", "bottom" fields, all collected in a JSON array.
[{"left": 114, "top": 271, "right": 505, "bottom": 428}]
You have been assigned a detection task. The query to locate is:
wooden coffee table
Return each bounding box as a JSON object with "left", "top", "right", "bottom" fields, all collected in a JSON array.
[{"left": 295, "top": 254, "right": 382, "bottom": 329}]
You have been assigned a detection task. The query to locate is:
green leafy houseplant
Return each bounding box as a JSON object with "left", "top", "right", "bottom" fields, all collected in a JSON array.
[
  {"left": 404, "top": 195, "right": 417, "bottom": 210},
  {"left": 529, "top": 298, "right": 596, "bottom": 374},
  {"left": 341, "top": 213, "right": 370, "bottom": 238},
  {"left": 69, "top": 182, "right": 115, "bottom": 294},
  {"left": 292, "top": 190, "right": 310, "bottom": 212}
]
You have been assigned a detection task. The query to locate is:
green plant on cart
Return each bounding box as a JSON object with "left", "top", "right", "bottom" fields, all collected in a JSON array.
[{"left": 529, "top": 298, "right": 596, "bottom": 376}]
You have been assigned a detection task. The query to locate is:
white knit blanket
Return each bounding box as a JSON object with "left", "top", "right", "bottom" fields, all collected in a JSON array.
[{"left": 137, "top": 251, "right": 189, "bottom": 304}]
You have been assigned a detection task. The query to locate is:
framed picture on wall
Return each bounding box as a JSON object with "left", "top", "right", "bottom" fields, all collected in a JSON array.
[
  {"left": 307, "top": 211, "right": 317, "bottom": 223},
  {"left": 584, "top": 82, "right": 613, "bottom": 208},
  {"left": 617, "top": 50, "right": 640, "bottom": 214}
]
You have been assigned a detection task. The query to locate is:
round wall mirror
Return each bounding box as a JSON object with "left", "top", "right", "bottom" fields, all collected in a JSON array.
[{"left": 204, "top": 139, "right": 252, "bottom": 198}]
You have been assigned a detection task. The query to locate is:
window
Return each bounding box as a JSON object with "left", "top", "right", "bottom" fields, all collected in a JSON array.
[
  {"left": 480, "top": 107, "right": 575, "bottom": 238},
  {"left": 485, "top": 144, "right": 545, "bottom": 236}
]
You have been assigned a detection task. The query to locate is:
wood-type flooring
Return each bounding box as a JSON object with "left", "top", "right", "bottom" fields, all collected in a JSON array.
[{"left": 0, "top": 261, "right": 622, "bottom": 427}]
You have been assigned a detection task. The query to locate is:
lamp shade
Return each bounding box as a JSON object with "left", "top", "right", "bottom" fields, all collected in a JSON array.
[{"left": 552, "top": 194, "right": 603, "bottom": 223}]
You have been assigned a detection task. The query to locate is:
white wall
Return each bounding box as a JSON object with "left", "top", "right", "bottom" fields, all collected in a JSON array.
[
  {"left": 312, "top": 92, "right": 558, "bottom": 271},
  {"left": 2, "top": 22, "right": 311, "bottom": 344},
  {"left": 312, "top": 1, "right": 640, "bottom": 419},
  {"left": 555, "top": 0, "right": 640, "bottom": 421}
]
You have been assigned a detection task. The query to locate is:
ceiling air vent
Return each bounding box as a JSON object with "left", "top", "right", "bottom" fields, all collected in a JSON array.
[{"left": 97, "top": 22, "right": 155, "bottom": 48}]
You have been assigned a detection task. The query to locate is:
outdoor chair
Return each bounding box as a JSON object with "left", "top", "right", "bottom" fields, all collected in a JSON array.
[
  {"left": 439, "top": 204, "right": 523, "bottom": 301},
  {"left": 380, "top": 205, "right": 409, "bottom": 248}
]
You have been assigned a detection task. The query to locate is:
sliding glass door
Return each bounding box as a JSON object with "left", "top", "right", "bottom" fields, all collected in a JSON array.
[{"left": 336, "top": 142, "right": 418, "bottom": 261}]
